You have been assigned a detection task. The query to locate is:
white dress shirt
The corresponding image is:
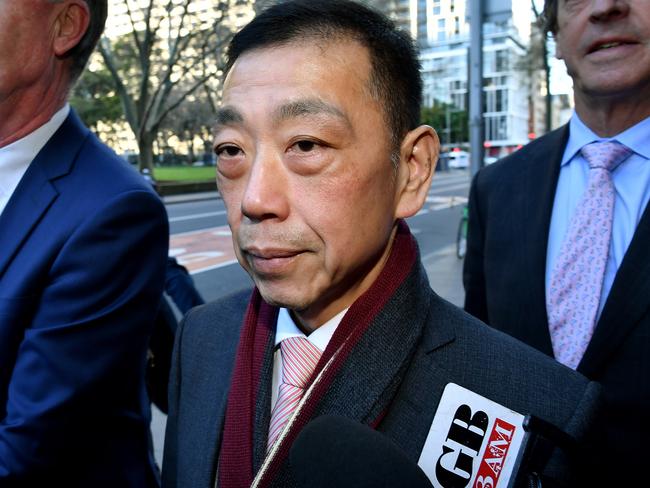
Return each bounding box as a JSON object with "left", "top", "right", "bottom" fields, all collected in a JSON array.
[
  {"left": 0, "top": 104, "right": 70, "bottom": 217},
  {"left": 270, "top": 307, "right": 347, "bottom": 409},
  {"left": 546, "top": 114, "right": 650, "bottom": 318}
]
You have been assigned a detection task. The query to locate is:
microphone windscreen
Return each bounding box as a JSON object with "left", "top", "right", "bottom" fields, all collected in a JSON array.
[{"left": 290, "top": 415, "right": 433, "bottom": 488}]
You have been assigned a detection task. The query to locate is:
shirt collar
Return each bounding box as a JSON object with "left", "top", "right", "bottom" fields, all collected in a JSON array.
[
  {"left": 0, "top": 104, "right": 70, "bottom": 162},
  {"left": 0, "top": 104, "right": 70, "bottom": 197},
  {"left": 275, "top": 307, "right": 347, "bottom": 353},
  {"left": 563, "top": 112, "right": 650, "bottom": 166}
]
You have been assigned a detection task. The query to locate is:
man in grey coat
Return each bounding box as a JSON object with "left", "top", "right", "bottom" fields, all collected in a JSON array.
[{"left": 162, "top": 2, "right": 600, "bottom": 487}]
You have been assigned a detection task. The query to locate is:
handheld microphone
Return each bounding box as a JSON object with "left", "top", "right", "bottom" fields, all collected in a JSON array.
[{"left": 290, "top": 414, "right": 434, "bottom": 488}]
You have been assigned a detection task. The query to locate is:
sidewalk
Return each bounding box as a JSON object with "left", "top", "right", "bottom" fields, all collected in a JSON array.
[
  {"left": 422, "top": 243, "right": 465, "bottom": 307},
  {"left": 162, "top": 190, "right": 219, "bottom": 204}
]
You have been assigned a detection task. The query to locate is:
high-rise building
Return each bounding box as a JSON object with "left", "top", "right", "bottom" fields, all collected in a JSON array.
[{"left": 371, "top": 0, "right": 538, "bottom": 158}]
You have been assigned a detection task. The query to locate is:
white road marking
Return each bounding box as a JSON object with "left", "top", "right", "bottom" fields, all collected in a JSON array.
[{"left": 168, "top": 210, "right": 227, "bottom": 223}]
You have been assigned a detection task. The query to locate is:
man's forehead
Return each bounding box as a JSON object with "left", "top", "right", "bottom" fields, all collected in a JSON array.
[
  {"left": 225, "top": 35, "right": 371, "bottom": 82},
  {"left": 216, "top": 38, "right": 372, "bottom": 128}
]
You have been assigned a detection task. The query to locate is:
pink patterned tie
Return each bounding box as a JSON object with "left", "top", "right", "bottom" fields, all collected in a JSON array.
[
  {"left": 267, "top": 336, "right": 322, "bottom": 451},
  {"left": 547, "top": 141, "right": 632, "bottom": 369}
]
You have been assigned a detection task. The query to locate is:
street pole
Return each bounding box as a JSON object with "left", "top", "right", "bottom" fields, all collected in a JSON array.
[
  {"left": 445, "top": 105, "right": 451, "bottom": 147},
  {"left": 469, "top": 0, "right": 484, "bottom": 178}
]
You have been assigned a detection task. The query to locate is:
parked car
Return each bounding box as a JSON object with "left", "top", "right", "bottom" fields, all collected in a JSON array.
[{"left": 447, "top": 151, "right": 470, "bottom": 169}]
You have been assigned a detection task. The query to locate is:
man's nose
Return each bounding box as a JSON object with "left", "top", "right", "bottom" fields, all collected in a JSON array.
[
  {"left": 240, "top": 150, "right": 290, "bottom": 222},
  {"left": 590, "top": 0, "right": 630, "bottom": 22}
]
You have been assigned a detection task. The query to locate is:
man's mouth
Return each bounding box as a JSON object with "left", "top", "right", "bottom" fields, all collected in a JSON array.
[
  {"left": 597, "top": 42, "right": 624, "bottom": 50},
  {"left": 589, "top": 40, "right": 637, "bottom": 54},
  {"left": 244, "top": 248, "right": 305, "bottom": 275}
]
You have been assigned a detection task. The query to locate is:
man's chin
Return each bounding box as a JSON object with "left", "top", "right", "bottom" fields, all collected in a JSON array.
[{"left": 255, "top": 285, "right": 310, "bottom": 313}]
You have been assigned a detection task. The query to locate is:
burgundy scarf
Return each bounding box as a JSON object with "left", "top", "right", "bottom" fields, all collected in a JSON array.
[{"left": 218, "top": 220, "right": 417, "bottom": 488}]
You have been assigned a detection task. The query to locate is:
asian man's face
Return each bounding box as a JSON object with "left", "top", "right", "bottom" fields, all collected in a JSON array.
[{"left": 214, "top": 39, "right": 407, "bottom": 329}]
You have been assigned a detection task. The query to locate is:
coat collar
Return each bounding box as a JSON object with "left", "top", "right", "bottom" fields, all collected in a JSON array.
[
  {"left": 0, "top": 111, "right": 89, "bottom": 277},
  {"left": 259, "top": 256, "right": 454, "bottom": 487}
]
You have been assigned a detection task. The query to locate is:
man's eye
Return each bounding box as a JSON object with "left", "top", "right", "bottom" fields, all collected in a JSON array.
[
  {"left": 215, "top": 145, "right": 242, "bottom": 158},
  {"left": 294, "top": 140, "right": 317, "bottom": 152}
]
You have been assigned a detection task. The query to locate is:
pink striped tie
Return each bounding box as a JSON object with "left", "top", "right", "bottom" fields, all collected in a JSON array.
[
  {"left": 267, "top": 337, "right": 322, "bottom": 451},
  {"left": 547, "top": 141, "right": 632, "bottom": 369}
]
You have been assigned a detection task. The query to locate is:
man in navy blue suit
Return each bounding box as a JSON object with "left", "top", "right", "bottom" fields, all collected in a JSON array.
[{"left": 0, "top": 1, "right": 167, "bottom": 486}]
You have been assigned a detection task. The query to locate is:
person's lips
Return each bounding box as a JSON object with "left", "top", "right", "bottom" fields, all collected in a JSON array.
[
  {"left": 244, "top": 247, "right": 305, "bottom": 274},
  {"left": 587, "top": 38, "right": 639, "bottom": 56}
]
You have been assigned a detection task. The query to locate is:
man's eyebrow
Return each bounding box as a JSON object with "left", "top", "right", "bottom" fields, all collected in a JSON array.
[
  {"left": 213, "top": 107, "right": 244, "bottom": 133},
  {"left": 273, "top": 99, "right": 352, "bottom": 129}
]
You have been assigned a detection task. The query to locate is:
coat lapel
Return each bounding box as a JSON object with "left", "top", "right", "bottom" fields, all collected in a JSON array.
[
  {"left": 378, "top": 290, "right": 456, "bottom": 459},
  {"left": 310, "top": 261, "right": 433, "bottom": 427},
  {"left": 0, "top": 111, "right": 88, "bottom": 277},
  {"left": 579, "top": 201, "right": 650, "bottom": 376},
  {"left": 252, "top": 339, "right": 275, "bottom": 475},
  {"left": 518, "top": 126, "right": 568, "bottom": 355}
]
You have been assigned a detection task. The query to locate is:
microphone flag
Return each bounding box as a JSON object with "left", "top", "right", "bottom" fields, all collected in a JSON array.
[{"left": 418, "top": 383, "right": 529, "bottom": 488}]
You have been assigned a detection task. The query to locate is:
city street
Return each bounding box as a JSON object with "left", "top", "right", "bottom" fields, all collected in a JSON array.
[{"left": 151, "top": 168, "right": 472, "bottom": 465}]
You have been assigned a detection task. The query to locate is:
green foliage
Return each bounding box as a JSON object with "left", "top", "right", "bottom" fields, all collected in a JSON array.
[
  {"left": 153, "top": 165, "right": 216, "bottom": 182},
  {"left": 421, "top": 103, "right": 469, "bottom": 145},
  {"left": 70, "top": 67, "right": 124, "bottom": 128}
]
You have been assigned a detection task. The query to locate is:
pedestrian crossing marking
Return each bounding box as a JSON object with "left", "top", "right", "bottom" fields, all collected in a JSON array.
[{"left": 170, "top": 225, "right": 237, "bottom": 274}]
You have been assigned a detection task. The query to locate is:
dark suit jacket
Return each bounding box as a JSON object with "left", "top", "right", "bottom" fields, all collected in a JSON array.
[
  {"left": 163, "top": 256, "right": 599, "bottom": 488},
  {"left": 464, "top": 125, "right": 650, "bottom": 484},
  {"left": 0, "top": 110, "right": 168, "bottom": 486}
]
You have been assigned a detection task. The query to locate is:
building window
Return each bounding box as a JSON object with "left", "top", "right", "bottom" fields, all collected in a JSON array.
[
  {"left": 437, "top": 18, "right": 446, "bottom": 41},
  {"left": 496, "top": 89, "right": 508, "bottom": 112},
  {"left": 495, "top": 49, "right": 509, "bottom": 72}
]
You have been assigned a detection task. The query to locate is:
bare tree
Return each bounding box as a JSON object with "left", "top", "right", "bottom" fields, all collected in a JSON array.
[
  {"left": 515, "top": 2, "right": 553, "bottom": 134},
  {"left": 98, "top": 0, "right": 249, "bottom": 171},
  {"left": 532, "top": 1, "right": 552, "bottom": 133}
]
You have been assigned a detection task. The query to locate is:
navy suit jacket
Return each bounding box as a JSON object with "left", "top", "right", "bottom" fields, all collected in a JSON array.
[
  {"left": 464, "top": 125, "right": 650, "bottom": 484},
  {"left": 163, "top": 257, "right": 600, "bottom": 487},
  {"left": 0, "top": 111, "right": 168, "bottom": 486}
]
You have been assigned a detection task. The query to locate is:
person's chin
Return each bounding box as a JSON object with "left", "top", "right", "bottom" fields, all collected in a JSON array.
[{"left": 255, "top": 281, "right": 311, "bottom": 311}]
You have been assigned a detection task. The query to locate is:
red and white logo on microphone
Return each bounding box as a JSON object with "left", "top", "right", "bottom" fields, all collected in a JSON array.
[{"left": 418, "top": 383, "right": 526, "bottom": 488}]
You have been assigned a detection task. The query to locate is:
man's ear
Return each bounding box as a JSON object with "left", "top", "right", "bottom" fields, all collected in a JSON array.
[
  {"left": 53, "top": 1, "right": 90, "bottom": 58},
  {"left": 395, "top": 125, "right": 440, "bottom": 219}
]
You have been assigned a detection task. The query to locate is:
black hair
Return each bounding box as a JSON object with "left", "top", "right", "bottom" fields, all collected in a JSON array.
[
  {"left": 540, "top": 0, "right": 558, "bottom": 35},
  {"left": 226, "top": 0, "right": 422, "bottom": 155}
]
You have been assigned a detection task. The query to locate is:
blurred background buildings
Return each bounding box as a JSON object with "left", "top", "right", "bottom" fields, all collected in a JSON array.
[{"left": 76, "top": 0, "right": 572, "bottom": 169}]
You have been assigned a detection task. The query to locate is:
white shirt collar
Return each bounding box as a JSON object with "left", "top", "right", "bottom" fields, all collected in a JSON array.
[
  {"left": 0, "top": 104, "right": 70, "bottom": 214},
  {"left": 275, "top": 307, "right": 348, "bottom": 353}
]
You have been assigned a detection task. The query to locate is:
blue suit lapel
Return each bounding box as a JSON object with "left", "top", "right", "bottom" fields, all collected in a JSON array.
[
  {"left": 0, "top": 164, "right": 58, "bottom": 277},
  {"left": 0, "top": 111, "right": 88, "bottom": 277}
]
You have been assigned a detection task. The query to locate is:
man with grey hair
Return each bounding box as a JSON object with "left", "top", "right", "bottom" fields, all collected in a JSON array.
[
  {"left": 465, "top": 0, "right": 650, "bottom": 484},
  {"left": 0, "top": 1, "right": 167, "bottom": 485}
]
